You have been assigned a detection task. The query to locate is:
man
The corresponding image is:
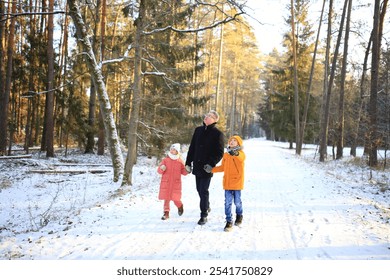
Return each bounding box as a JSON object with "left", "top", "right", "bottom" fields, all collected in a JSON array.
[{"left": 185, "top": 110, "right": 224, "bottom": 225}]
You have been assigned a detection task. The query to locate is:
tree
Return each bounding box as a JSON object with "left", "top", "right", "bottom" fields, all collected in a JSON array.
[
  {"left": 290, "top": 0, "right": 301, "bottom": 154},
  {"left": 0, "top": 1, "right": 5, "bottom": 152},
  {"left": 299, "top": 0, "right": 326, "bottom": 155},
  {"left": 120, "top": 0, "right": 246, "bottom": 186},
  {"left": 368, "top": 0, "right": 388, "bottom": 167},
  {"left": 260, "top": 0, "right": 316, "bottom": 148},
  {"left": 67, "top": 0, "right": 124, "bottom": 182},
  {"left": 0, "top": 0, "right": 16, "bottom": 155},
  {"left": 336, "top": 0, "right": 352, "bottom": 159},
  {"left": 43, "top": 0, "right": 55, "bottom": 157},
  {"left": 319, "top": 0, "right": 348, "bottom": 162},
  {"left": 121, "top": 0, "right": 146, "bottom": 187},
  {"left": 84, "top": 0, "right": 102, "bottom": 155}
]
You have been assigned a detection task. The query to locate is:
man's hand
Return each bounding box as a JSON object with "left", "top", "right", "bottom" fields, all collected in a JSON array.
[{"left": 203, "top": 164, "right": 212, "bottom": 173}]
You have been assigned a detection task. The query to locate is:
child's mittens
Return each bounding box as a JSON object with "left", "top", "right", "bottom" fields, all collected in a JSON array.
[
  {"left": 227, "top": 146, "right": 239, "bottom": 156},
  {"left": 160, "top": 165, "right": 167, "bottom": 171},
  {"left": 228, "top": 150, "right": 239, "bottom": 156},
  {"left": 203, "top": 164, "right": 212, "bottom": 173}
]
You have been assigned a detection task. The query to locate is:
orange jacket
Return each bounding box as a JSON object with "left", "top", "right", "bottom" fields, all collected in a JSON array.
[{"left": 212, "top": 136, "right": 245, "bottom": 190}]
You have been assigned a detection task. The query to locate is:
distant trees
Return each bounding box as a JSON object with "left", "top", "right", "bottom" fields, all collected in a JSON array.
[
  {"left": 259, "top": 0, "right": 320, "bottom": 148},
  {"left": 258, "top": 0, "right": 389, "bottom": 169},
  {"left": 3, "top": 0, "right": 386, "bottom": 185},
  {"left": 0, "top": 0, "right": 262, "bottom": 186}
]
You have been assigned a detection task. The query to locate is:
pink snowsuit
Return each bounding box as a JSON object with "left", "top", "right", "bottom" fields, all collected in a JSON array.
[{"left": 157, "top": 155, "right": 188, "bottom": 211}]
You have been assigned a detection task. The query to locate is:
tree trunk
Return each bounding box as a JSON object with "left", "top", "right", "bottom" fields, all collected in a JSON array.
[
  {"left": 122, "top": 0, "right": 146, "bottom": 187},
  {"left": 319, "top": 0, "right": 347, "bottom": 162},
  {"left": 0, "top": 1, "right": 4, "bottom": 101},
  {"left": 351, "top": 34, "right": 372, "bottom": 157},
  {"left": 319, "top": 0, "right": 333, "bottom": 162},
  {"left": 0, "top": 0, "right": 16, "bottom": 155},
  {"left": 44, "top": 0, "right": 55, "bottom": 157},
  {"left": 85, "top": 83, "right": 97, "bottom": 153},
  {"left": 67, "top": 0, "right": 124, "bottom": 182},
  {"left": 336, "top": 0, "right": 352, "bottom": 159},
  {"left": 85, "top": 0, "right": 102, "bottom": 154},
  {"left": 368, "top": 0, "right": 387, "bottom": 167},
  {"left": 0, "top": 1, "right": 5, "bottom": 152},
  {"left": 300, "top": 0, "right": 325, "bottom": 154},
  {"left": 97, "top": 0, "right": 107, "bottom": 156},
  {"left": 290, "top": 0, "right": 301, "bottom": 155},
  {"left": 215, "top": 5, "right": 224, "bottom": 112}
]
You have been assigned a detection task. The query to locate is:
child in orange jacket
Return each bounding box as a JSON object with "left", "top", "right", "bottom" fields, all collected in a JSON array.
[
  {"left": 157, "top": 143, "right": 189, "bottom": 220},
  {"left": 211, "top": 135, "right": 245, "bottom": 231}
]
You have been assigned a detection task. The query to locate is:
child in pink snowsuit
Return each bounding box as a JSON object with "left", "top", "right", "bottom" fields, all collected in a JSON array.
[{"left": 157, "top": 143, "right": 189, "bottom": 220}]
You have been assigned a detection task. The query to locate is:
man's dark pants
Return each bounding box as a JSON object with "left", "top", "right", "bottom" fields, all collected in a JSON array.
[{"left": 196, "top": 176, "right": 212, "bottom": 218}]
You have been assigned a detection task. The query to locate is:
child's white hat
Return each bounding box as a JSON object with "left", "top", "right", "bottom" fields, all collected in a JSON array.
[{"left": 170, "top": 143, "right": 180, "bottom": 152}]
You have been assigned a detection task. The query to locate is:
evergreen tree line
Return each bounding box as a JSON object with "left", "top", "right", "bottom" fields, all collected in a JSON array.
[
  {"left": 0, "top": 0, "right": 388, "bottom": 185},
  {"left": 0, "top": 0, "right": 261, "bottom": 168},
  {"left": 258, "top": 0, "right": 389, "bottom": 168}
]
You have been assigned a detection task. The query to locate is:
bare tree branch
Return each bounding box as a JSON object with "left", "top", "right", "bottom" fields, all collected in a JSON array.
[
  {"left": 0, "top": 11, "right": 65, "bottom": 23},
  {"left": 143, "top": 12, "right": 244, "bottom": 35}
]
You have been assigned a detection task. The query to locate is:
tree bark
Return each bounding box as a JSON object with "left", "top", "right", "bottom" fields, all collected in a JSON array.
[
  {"left": 300, "top": 0, "right": 325, "bottom": 154},
  {"left": 215, "top": 4, "right": 224, "bottom": 112},
  {"left": 351, "top": 33, "right": 372, "bottom": 157},
  {"left": 0, "top": 0, "right": 16, "bottom": 156},
  {"left": 0, "top": 1, "right": 5, "bottom": 153},
  {"left": 67, "top": 0, "right": 124, "bottom": 182},
  {"left": 98, "top": 0, "right": 107, "bottom": 156},
  {"left": 290, "top": 0, "right": 301, "bottom": 155},
  {"left": 85, "top": 0, "right": 102, "bottom": 154},
  {"left": 122, "top": 0, "right": 146, "bottom": 186},
  {"left": 44, "top": 0, "right": 55, "bottom": 157},
  {"left": 368, "top": 0, "right": 387, "bottom": 166},
  {"left": 336, "top": 0, "right": 352, "bottom": 159},
  {"left": 319, "top": 0, "right": 333, "bottom": 162},
  {"left": 319, "top": 0, "right": 347, "bottom": 162}
]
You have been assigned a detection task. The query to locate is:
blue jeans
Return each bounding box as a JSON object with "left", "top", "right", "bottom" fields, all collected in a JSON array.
[{"left": 224, "top": 190, "right": 243, "bottom": 222}]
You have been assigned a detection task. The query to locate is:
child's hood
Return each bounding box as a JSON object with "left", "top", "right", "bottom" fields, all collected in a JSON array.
[{"left": 229, "top": 135, "right": 243, "bottom": 147}]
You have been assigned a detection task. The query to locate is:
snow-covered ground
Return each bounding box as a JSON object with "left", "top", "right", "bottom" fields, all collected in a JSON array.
[
  {"left": 1, "top": 138, "right": 389, "bottom": 261},
  {"left": 1, "top": 138, "right": 389, "bottom": 277}
]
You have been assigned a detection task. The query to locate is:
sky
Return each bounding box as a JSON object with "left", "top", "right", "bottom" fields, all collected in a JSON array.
[
  {"left": 244, "top": 0, "right": 287, "bottom": 53},
  {"left": 1, "top": 138, "right": 389, "bottom": 279},
  {"left": 243, "top": 0, "right": 376, "bottom": 61}
]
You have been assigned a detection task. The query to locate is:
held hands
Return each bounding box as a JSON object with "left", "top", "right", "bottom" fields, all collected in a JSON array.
[
  {"left": 227, "top": 146, "right": 239, "bottom": 156},
  {"left": 160, "top": 164, "right": 167, "bottom": 171},
  {"left": 203, "top": 164, "right": 213, "bottom": 173},
  {"left": 185, "top": 165, "right": 192, "bottom": 173}
]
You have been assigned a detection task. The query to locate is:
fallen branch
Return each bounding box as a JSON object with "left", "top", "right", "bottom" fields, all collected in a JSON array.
[
  {"left": 29, "top": 169, "right": 111, "bottom": 174},
  {"left": 0, "top": 154, "right": 33, "bottom": 160},
  {"left": 54, "top": 163, "right": 112, "bottom": 167}
]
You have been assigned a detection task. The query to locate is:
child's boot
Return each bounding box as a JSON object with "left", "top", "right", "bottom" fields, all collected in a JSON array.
[
  {"left": 224, "top": 221, "right": 233, "bottom": 232},
  {"left": 161, "top": 211, "right": 169, "bottom": 220},
  {"left": 234, "top": 214, "right": 243, "bottom": 226},
  {"left": 178, "top": 205, "right": 184, "bottom": 216}
]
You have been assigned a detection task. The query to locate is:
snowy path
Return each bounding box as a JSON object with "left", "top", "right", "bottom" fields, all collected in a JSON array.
[
  {"left": 1, "top": 139, "right": 389, "bottom": 260},
  {"left": 242, "top": 140, "right": 385, "bottom": 259}
]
